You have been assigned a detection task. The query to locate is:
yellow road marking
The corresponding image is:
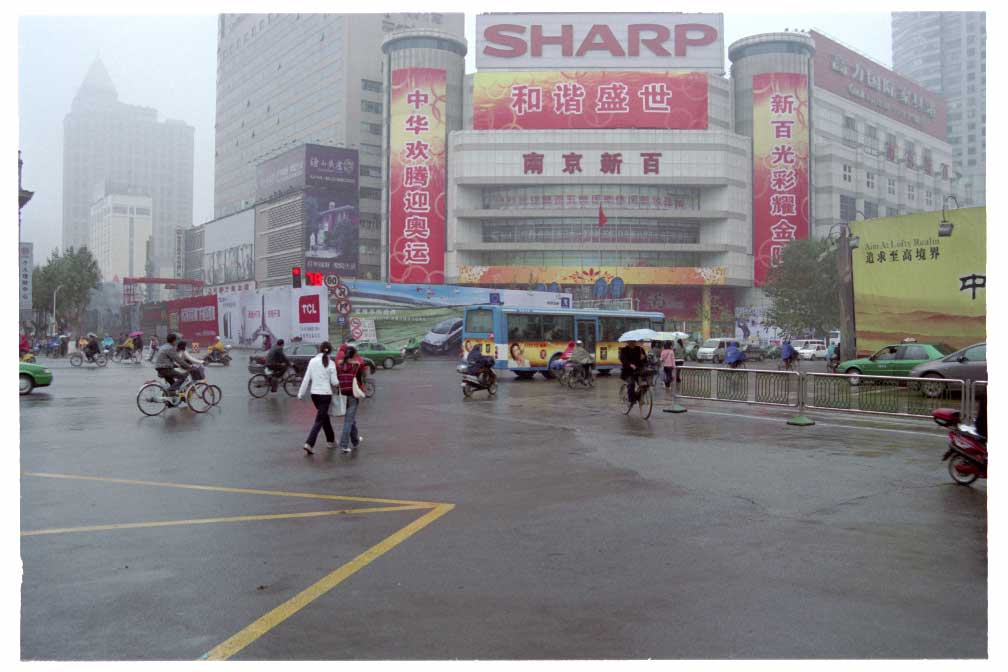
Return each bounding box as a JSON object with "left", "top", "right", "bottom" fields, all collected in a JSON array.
[
  {"left": 21, "top": 505, "right": 429, "bottom": 537},
  {"left": 22, "top": 472, "right": 439, "bottom": 507},
  {"left": 200, "top": 502, "right": 454, "bottom": 661}
]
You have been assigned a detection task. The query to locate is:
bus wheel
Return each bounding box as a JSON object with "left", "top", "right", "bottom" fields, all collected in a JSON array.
[{"left": 596, "top": 369, "right": 611, "bottom": 376}]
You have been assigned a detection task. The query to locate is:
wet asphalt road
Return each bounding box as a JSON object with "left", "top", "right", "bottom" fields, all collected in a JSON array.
[{"left": 20, "top": 352, "right": 987, "bottom": 660}]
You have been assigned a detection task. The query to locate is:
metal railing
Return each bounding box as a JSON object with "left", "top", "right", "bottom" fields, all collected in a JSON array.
[
  {"left": 677, "top": 366, "right": 800, "bottom": 408},
  {"left": 963, "top": 380, "right": 987, "bottom": 424},
  {"left": 801, "top": 372, "right": 966, "bottom": 419}
]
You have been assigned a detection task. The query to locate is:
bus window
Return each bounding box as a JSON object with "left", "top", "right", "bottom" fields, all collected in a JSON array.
[
  {"left": 507, "top": 314, "right": 542, "bottom": 341},
  {"left": 541, "top": 314, "right": 573, "bottom": 342},
  {"left": 465, "top": 308, "right": 494, "bottom": 334},
  {"left": 600, "top": 317, "right": 624, "bottom": 341}
]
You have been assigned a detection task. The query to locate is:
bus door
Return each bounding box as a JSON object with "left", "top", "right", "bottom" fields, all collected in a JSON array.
[{"left": 575, "top": 319, "right": 598, "bottom": 363}]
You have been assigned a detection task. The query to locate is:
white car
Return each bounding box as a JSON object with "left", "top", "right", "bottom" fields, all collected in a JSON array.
[{"left": 799, "top": 343, "right": 828, "bottom": 360}]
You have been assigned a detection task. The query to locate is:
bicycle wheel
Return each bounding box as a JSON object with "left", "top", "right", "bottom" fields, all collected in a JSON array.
[
  {"left": 69, "top": 353, "right": 83, "bottom": 367},
  {"left": 283, "top": 373, "right": 302, "bottom": 397},
  {"left": 136, "top": 383, "right": 168, "bottom": 416},
  {"left": 185, "top": 384, "right": 211, "bottom": 413},
  {"left": 247, "top": 374, "right": 270, "bottom": 398},
  {"left": 203, "top": 384, "right": 222, "bottom": 406},
  {"left": 95, "top": 353, "right": 107, "bottom": 367},
  {"left": 620, "top": 383, "right": 634, "bottom": 415},
  {"left": 364, "top": 380, "right": 375, "bottom": 398},
  {"left": 586, "top": 370, "right": 595, "bottom": 388},
  {"left": 639, "top": 386, "right": 653, "bottom": 419}
]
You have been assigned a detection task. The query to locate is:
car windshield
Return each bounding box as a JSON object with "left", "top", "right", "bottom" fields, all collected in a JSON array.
[
  {"left": 935, "top": 343, "right": 955, "bottom": 356},
  {"left": 431, "top": 319, "right": 458, "bottom": 334},
  {"left": 702, "top": 339, "right": 719, "bottom": 348}
]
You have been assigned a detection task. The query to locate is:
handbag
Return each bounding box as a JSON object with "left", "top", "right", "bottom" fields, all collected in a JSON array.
[
  {"left": 352, "top": 374, "right": 366, "bottom": 400},
  {"left": 329, "top": 392, "right": 347, "bottom": 417}
]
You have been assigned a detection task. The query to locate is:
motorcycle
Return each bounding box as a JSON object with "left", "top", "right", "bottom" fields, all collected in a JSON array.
[
  {"left": 402, "top": 337, "right": 421, "bottom": 361},
  {"left": 932, "top": 407, "right": 987, "bottom": 486},
  {"left": 457, "top": 359, "right": 498, "bottom": 398},
  {"left": 20, "top": 351, "right": 36, "bottom": 363},
  {"left": 205, "top": 345, "right": 232, "bottom": 366}
]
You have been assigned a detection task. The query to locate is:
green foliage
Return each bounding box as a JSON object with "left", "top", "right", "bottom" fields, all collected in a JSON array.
[
  {"left": 763, "top": 239, "right": 840, "bottom": 338},
  {"left": 30, "top": 246, "right": 102, "bottom": 333}
]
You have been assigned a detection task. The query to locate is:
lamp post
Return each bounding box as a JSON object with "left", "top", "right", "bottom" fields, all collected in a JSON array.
[
  {"left": 939, "top": 195, "right": 959, "bottom": 237},
  {"left": 819, "top": 217, "right": 862, "bottom": 362},
  {"left": 52, "top": 284, "right": 63, "bottom": 336}
]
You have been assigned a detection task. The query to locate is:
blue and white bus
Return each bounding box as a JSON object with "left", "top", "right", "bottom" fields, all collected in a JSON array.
[{"left": 462, "top": 304, "right": 664, "bottom": 379}]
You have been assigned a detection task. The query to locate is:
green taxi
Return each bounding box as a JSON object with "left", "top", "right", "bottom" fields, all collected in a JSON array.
[
  {"left": 839, "top": 342, "right": 953, "bottom": 384},
  {"left": 20, "top": 361, "right": 53, "bottom": 395},
  {"left": 348, "top": 341, "right": 405, "bottom": 369}
]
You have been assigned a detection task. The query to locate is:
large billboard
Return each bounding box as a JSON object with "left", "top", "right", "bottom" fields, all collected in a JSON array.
[
  {"left": 473, "top": 71, "right": 708, "bottom": 130},
  {"left": 476, "top": 14, "right": 724, "bottom": 72},
  {"left": 811, "top": 31, "right": 946, "bottom": 141},
  {"left": 19, "top": 242, "right": 32, "bottom": 316},
  {"left": 303, "top": 189, "right": 359, "bottom": 278},
  {"left": 389, "top": 67, "right": 448, "bottom": 284},
  {"left": 851, "top": 208, "right": 986, "bottom": 355},
  {"left": 458, "top": 265, "right": 726, "bottom": 287},
  {"left": 216, "top": 286, "right": 329, "bottom": 347},
  {"left": 255, "top": 144, "right": 358, "bottom": 201},
  {"left": 166, "top": 295, "right": 219, "bottom": 344},
  {"left": 752, "top": 72, "right": 811, "bottom": 286}
]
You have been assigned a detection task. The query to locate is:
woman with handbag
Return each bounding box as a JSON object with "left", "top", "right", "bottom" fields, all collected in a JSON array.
[
  {"left": 297, "top": 341, "right": 338, "bottom": 455},
  {"left": 335, "top": 344, "right": 367, "bottom": 454}
]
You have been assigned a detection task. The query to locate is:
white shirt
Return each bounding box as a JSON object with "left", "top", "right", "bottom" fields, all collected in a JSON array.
[{"left": 297, "top": 352, "right": 338, "bottom": 398}]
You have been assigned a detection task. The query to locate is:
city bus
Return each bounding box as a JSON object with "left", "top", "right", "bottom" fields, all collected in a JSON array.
[{"left": 461, "top": 305, "right": 665, "bottom": 379}]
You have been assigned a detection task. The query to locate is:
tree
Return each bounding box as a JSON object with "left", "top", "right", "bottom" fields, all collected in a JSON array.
[
  {"left": 763, "top": 239, "right": 840, "bottom": 339},
  {"left": 30, "top": 246, "right": 102, "bottom": 334}
]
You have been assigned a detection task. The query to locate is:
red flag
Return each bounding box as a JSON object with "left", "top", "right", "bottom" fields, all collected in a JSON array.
[{"left": 598, "top": 204, "right": 607, "bottom": 228}]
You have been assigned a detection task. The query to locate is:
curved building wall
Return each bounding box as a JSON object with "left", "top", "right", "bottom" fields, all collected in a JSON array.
[{"left": 729, "top": 33, "right": 815, "bottom": 141}]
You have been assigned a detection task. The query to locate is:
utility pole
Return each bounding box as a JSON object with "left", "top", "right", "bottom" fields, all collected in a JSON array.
[{"left": 837, "top": 226, "right": 857, "bottom": 362}]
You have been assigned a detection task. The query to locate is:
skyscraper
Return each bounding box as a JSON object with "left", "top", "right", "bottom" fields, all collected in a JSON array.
[
  {"left": 62, "top": 58, "right": 195, "bottom": 278},
  {"left": 213, "top": 13, "right": 464, "bottom": 280},
  {"left": 892, "top": 11, "right": 986, "bottom": 205}
]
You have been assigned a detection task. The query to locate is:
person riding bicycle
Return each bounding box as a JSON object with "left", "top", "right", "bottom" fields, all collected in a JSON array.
[
  {"left": 725, "top": 341, "right": 746, "bottom": 369},
  {"left": 569, "top": 340, "right": 593, "bottom": 381},
  {"left": 619, "top": 340, "right": 648, "bottom": 404},
  {"left": 780, "top": 339, "right": 798, "bottom": 369},
  {"left": 101, "top": 334, "right": 115, "bottom": 355},
  {"left": 84, "top": 333, "right": 101, "bottom": 362},
  {"left": 265, "top": 338, "right": 291, "bottom": 392},
  {"left": 153, "top": 333, "right": 194, "bottom": 400},
  {"left": 176, "top": 340, "right": 205, "bottom": 381}
]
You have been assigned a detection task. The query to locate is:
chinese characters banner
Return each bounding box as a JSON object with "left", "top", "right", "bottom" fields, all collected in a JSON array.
[
  {"left": 473, "top": 71, "right": 708, "bottom": 130},
  {"left": 752, "top": 73, "right": 810, "bottom": 286},
  {"left": 457, "top": 265, "right": 726, "bottom": 286},
  {"left": 390, "top": 68, "right": 447, "bottom": 284}
]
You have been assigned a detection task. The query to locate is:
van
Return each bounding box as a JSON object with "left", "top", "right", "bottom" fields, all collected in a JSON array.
[
  {"left": 791, "top": 339, "right": 825, "bottom": 352},
  {"left": 696, "top": 337, "right": 734, "bottom": 363}
]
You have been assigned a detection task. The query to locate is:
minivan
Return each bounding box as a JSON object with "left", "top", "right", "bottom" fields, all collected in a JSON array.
[{"left": 696, "top": 337, "right": 734, "bottom": 363}]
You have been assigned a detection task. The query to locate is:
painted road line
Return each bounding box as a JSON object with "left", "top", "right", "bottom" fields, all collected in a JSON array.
[
  {"left": 21, "top": 505, "right": 429, "bottom": 537},
  {"left": 21, "top": 472, "right": 441, "bottom": 507},
  {"left": 200, "top": 502, "right": 454, "bottom": 661}
]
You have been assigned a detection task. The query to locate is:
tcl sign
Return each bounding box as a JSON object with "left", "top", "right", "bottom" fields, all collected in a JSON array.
[
  {"left": 299, "top": 294, "right": 320, "bottom": 324},
  {"left": 477, "top": 13, "right": 724, "bottom": 71}
]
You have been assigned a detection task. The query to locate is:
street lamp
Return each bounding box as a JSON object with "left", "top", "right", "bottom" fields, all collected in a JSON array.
[
  {"left": 939, "top": 195, "right": 959, "bottom": 237},
  {"left": 52, "top": 284, "right": 63, "bottom": 336},
  {"left": 818, "top": 214, "right": 863, "bottom": 362}
]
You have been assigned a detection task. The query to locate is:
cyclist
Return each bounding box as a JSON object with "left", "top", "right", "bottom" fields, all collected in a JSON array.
[
  {"left": 725, "top": 341, "right": 746, "bottom": 369},
  {"left": 264, "top": 338, "right": 291, "bottom": 392},
  {"left": 619, "top": 340, "right": 648, "bottom": 404},
  {"left": 148, "top": 334, "right": 160, "bottom": 362},
  {"left": 153, "top": 333, "right": 194, "bottom": 402},
  {"left": 176, "top": 340, "right": 205, "bottom": 381},
  {"left": 569, "top": 339, "right": 594, "bottom": 382},
  {"left": 780, "top": 339, "right": 798, "bottom": 370},
  {"left": 84, "top": 333, "right": 101, "bottom": 362},
  {"left": 826, "top": 341, "right": 840, "bottom": 372}
]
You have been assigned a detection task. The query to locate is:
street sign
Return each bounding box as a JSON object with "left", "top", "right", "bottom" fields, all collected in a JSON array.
[
  {"left": 349, "top": 317, "right": 362, "bottom": 330},
  {"left": 324, "top": 274, "right": 341, "bottom": 288},
  {"left": 333, "top": 284, "right": 350, "bottom": 300},
  {"left": 336, "top": 315, "right": 347, "bottom": 325},
  {"left": 335, "top": 298, "right": 352, "bottom": 315},
  {"left": 350, "top": 326, "right": 363, "bottom": 340}
]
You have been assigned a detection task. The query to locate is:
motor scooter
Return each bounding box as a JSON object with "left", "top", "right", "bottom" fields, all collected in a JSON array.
[
  {"left": 457, "top": 359, "right": 498, "bottom": 398},
  {"left": 402, "top": 337, "right": 421, "bottom": 361},
  {"left": 206, "top": 345, "right": 232, "bottom": 366},
  {"left": 932, "top": 407, "right": 987, "bottom": 486}
]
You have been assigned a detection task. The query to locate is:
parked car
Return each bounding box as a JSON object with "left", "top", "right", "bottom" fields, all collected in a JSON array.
[
  {"left": 838, "top": 342, "right": 954, "bottom": 384},
  {"left": 741, "top": 343, "right": 767, "bottom": 361},
  {"left": 20, "top": 361, "right": 53, "bottom": 395},
  {"left": 799, "top": 343, "right": 829, "bottom": 360},
  {"left": 908, "top": 342, "right": 986, "bottom": 398},
  {"left": 421, "top": 317, "right": 463, "bottom": 355},
  {"left": 248, "top": 342, "right": 376, "bottom": 376},
  {"left": 766, "top": 344, "right": 781, "bottom": 360},
  {"left": 347, "top": 340, "right": 405, "bottom": 369}
]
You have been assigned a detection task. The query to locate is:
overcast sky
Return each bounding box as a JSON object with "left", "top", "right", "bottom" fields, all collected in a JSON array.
[{"left": 18, "top": 6, "right": 902, "bottom": 262}]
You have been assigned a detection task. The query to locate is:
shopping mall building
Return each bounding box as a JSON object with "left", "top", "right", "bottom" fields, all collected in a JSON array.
[{"left": 383, "top": 13, "right": 959, "bottom": 337}]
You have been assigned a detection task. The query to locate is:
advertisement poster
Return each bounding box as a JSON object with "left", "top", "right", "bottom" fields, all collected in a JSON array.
[
  {"left": 291, "top": 286, "right": 329, "bottom": 342},
  {"left": 851, "top": 208, "right": 986, "bottom": 354},
  {"left": 389, "top": 67, "right": 447, "bottom": 284},
  {"left": 473, "top": 71, "right": 708, "bottom": 130},
  {"left": 205, "top": 243, "right": 254, "bottom": 285},
  {"left": 303, "top": 189, "right": 359, "bottom": 277},
  {"left": 166, "top": 295, "right": 219, "bottom": 344},
  {"left": 19, "top": 242, "right": 32, "bottom": 316},
  {"left": 734, "top": 305, "right": 782, "bottom": 345},
  {"left": 635, "top": 286, "right": 734, "bottom": 322},
  {"left": 219, "top": 286, "right": 329, "bottom": 346},
  {"left": 458, "top": 265, "right": 726, "bottom": 287},
  {"left": 752, "top": 72, "right": 810, "bottom": 286}
]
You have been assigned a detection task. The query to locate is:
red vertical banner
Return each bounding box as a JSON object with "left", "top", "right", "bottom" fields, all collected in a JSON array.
[
  {"left": 752, "top": 73, "right": 810, "bottom": 286},
  {"left": 389, "top": 68, "right": 447, "bottom": 284}
]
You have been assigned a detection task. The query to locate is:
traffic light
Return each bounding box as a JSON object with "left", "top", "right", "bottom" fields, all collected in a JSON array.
[{"left": 292, "top": 266, "right": 302, "bottom": 288}]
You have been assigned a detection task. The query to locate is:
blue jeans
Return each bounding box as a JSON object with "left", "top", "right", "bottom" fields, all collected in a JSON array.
[{"left": 339, "top": 395, "right": 361, "bottom": 449}]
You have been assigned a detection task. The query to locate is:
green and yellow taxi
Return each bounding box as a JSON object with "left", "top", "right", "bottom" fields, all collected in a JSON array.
[
  {"left": 839, "top": 342, "right": 954, "bottom": 384},
  {"left": 347, "top": 341, "right": 405, "bottom": 369},
  {"left": 20, "top": 361, "right": 53, "bottom": 395}
]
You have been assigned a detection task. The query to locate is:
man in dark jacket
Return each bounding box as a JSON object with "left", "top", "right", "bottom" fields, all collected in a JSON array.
[
  {"left": 619, "top": 341, "right": 648, "bottom": 404},
  {"left": 265, "top": 339, "right": 291, "bottom": 392}
]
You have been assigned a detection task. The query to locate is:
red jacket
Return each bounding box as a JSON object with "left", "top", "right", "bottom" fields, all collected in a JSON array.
[{"left": 335, "top": 346, "right": 365, "bottom": 394}]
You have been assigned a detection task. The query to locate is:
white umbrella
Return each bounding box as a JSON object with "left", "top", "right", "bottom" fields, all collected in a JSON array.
[{"left": 618, "top": 328, "right": 660, "bottom": 343}]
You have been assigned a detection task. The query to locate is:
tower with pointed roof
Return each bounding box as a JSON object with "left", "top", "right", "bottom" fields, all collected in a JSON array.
[{"left": 62, "top": 57, "right": 194, "bottom": 286}]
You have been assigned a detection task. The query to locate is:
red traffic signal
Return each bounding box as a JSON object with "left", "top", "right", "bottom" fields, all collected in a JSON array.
[{"left": 292, "top": 266, "right": 302, "bottom": 288}]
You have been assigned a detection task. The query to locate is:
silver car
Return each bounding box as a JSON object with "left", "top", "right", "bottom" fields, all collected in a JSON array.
[{"left": 908, "top": 342, "right": 986, "bottom": 398}]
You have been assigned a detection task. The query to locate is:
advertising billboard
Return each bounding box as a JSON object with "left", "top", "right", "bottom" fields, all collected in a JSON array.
[
  {"left": 476, "top": 13, "right": 724, "bottom": 72},
  {"left": 255, "top": 144, "right": 358, "bottom": 201},
  {"left": 752, "top": 72, "right": 811, "bottom": 286},
  {"left": 217, "top": 286, "right": 329, "bottom": 347},
  {"left": 255, "top": 145, "right": 306, "bottom": 201},
  {"left": 473, "top": 71, "right": 708, "bottom": 130},
  {"left": 166, "top": 294, "right": 219, "bottom": 344},
  {"left": 811, "top": 31, "right": 946, "bottom": 141},
  {"left": 204, "top": 244, "right": 254, "bottom": 285},
  {"left": 303, "top": 189, "right": 359, "bottom": 278},
  {"left": 851, "top": 208, "right": 985, "bottom": 355},
  {"left": 19, "top": 242, "right": 32, "bottom": 315},
  {"left": 457, "top": 264, "right": 726, "bottom": 287},
  {"left": 389, "top": 67, "right": 448, "bottom": 284}
]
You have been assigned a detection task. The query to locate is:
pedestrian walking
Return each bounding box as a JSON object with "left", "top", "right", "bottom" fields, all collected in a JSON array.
[
  {"left": 335, "top": 343, "right": 367, "bottom": 454},
  {"left": 660, "top": 340, "right": 677, "bottom": 389},
  {"left": 297, "top": 341, "right": 338, "bottom": 455}
]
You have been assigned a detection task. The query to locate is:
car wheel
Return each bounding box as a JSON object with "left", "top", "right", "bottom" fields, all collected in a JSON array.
[
  {"left": 921, "top": 372, "right": 946, "bottom": 399},
  {"left": 846, "top": 368, "right": 862, "bottom": 386},
  {"left": 383, "top": 357, "right": 395, "bottom": 369},
  {"left": 19, "top": 374, "right": 34, "bottom": 395}
]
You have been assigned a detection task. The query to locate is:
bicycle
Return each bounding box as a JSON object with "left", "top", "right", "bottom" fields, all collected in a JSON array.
[
  {"left": 618, "top": 370, "right": 654, "bottom": 419},
  {"left": 113, "top": 347, "right": 143, "bottom": 364},
  {"left": 560, "top": 362, "right": 594, "bottom": 389},
  {"left": 777, "top": 357, "right": 798, "bottom": 372},
  {"left": 136, "top": 373, "right": 212, "bottom": 416},
  {"left": 248, "top": 367, "right": 300, "bottom": 398}
]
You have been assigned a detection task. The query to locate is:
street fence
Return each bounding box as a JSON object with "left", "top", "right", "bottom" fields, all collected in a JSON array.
[{"left": 677, "top": 366, "right": 800, "bottom": 408}]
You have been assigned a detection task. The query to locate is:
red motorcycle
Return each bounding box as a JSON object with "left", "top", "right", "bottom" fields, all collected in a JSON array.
[{"left": 932, "top": 408, "right": 987, "bottom": 486}]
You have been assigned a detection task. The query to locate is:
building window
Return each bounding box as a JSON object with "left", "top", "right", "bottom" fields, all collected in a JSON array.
[
  {"left": 863, "top": 201, "right": 878, "bottom": 219},
  {"left": 866, "top": 171, "right": 875, "bottom": 189},
  {"left": 840, "top": 195, "right": 857, "bottom": 223},
  {"left": 842, "top": 164, "right": 853, "bottom": 183},
  {"left": 361, "top": 143, "right": 381, "bottom": 156},
  {"left": 360, "top": 165, "right": 382, "bottom": 178},
  {"left": 888, "top": 178, "right": 896, "bottom": 196},
  {"left": 907, "top": 184, "right": 915, "bottom": 201},
  {"left": 925, "top": 190, "right": 933, "bottom": 207},
  {"left": 360, "top": 121, "right": 382, "bottom": 136},
  {"left": 361, "top": 79, "right": 383, "bottom": 93},
  {"left": 360, "top": 187, "right": 382, "bottom": 200},
  {"left": 886, "top": 207, "right": 899, "bottom": 217},
  {"left": 361, "top": 100, "right": 383, "bottom": 114}
]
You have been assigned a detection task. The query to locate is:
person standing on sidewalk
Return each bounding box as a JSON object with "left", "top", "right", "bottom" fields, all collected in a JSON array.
[
  {"left": 660, "top": 340, "right": 677, "bottom": 389},
  {"left": 335, "top": 343, "right": 366, "bottom": 454},
  {"left": 297, "top": 341, "right": 338, "bottom": 455}
]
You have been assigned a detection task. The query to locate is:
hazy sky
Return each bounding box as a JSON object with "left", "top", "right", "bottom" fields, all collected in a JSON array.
[{"left": 18, "top": 7, "right": 898, "bottom": 262}]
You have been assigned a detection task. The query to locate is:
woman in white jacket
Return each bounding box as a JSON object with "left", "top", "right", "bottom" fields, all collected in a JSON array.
[{"left": 297, "top": 341, "right": 338, "bottom": 455}]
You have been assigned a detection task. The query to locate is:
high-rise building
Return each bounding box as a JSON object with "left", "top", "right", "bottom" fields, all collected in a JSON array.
[
  {"left": 892, "top": 11, "right": 986, "bottom": 205},
  {"left": 88, "top": 188, "right": 153, "bottom": 282},
  {"left": 62, "top": 58, "right": 195, "bottom": 278},
  {"left": 213, "top": 12, "right": 464, "bottom": 280}
]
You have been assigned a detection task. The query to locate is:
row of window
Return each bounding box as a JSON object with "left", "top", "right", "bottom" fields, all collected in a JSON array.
[
  {"left": 481, "top": 220, "right": 700, "bottom": 245},
  {"left": 497, "top": 313, "right": 654, "bottom": 344},
  {"left": 481, "top": 185, "right": 702, "bottom": 211},
  {"left": 467, "top": 251, "right": 703, "bottom": 267}
]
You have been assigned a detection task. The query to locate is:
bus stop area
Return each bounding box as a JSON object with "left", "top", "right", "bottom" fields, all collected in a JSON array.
[{"left": 20, "top": 357, "right": 986, "bottom": 660}]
